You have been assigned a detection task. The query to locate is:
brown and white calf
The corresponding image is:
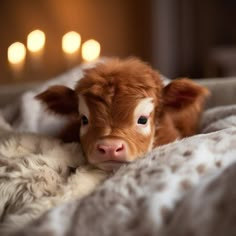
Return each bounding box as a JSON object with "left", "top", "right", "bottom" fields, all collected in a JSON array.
[{"left": 36, "top": 58, "right": 209, "bottom": 171}]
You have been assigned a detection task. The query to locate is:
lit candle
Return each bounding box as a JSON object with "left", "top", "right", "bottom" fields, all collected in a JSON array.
[
  {"left": 81, "top": 39, "right": 101, "bottom": 62},
  {"left": 8, "top": 42, "right": 26, "bottom": 77},
  {"left": 62, "top": 31, "right": 81, "bottom": 65},
  {"left": 27, "top": 29, "right": 46, "bottom": 68}
]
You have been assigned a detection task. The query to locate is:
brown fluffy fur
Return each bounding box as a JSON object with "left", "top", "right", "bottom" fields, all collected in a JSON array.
[{"left": 36, "top": 58, "right": 209, "bottom": 166}]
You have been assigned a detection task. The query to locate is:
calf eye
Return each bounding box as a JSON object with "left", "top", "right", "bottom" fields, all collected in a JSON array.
[
  {"left": 81, "top": 115, "right": 89, "bottom": 125},
  {"left": 137, "top": 116, "right": 148, "bottom": 125}
]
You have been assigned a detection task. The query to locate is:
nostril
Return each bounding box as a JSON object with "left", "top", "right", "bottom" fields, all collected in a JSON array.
[
  {"left": 97, "top": 145, "right": 106, "bottom": 154},
  {"left": 116, "top": 144, "right": 124, "bottom": 153}
]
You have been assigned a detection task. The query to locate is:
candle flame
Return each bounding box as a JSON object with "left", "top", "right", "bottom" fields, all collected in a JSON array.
[
  {"left": 8, "top": 42, "right": 26, "bottom": 64},
  {"left": 82, "top": 39, "right": 101, "bottom": 62},
  {"left": 27, "top": 30, "right": 46, "bottom": 52},
  {"left": 62, "top": 31, "right": 81, "bottom": 54}
]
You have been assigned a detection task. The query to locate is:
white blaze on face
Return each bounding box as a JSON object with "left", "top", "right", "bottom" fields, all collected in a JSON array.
[
  {"left": 79, "top": 95, "right": 90, "bottom": 136},
  {"left": 134, "top": 97, "right": 154, "bottom": 135}
]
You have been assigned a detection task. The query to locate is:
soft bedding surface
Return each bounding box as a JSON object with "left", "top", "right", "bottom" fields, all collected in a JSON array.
[
  {"left": 6, "top": 127, "right": 236, "bottom": 236},
  {"left": 0, "top": 104, "right": 235, "bottom": 236},
  {"left": 0, "top": 116, "right": 108, "bottom": 235},
  {"left": 0, "top": 64, "right": 236, "bottom": 236}
]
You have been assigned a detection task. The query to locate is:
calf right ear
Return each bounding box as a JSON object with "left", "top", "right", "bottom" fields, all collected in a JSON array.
[
  {"left": 162, "top": 78, "right": 210, "bottom": 137},
  {"left": 35, "top": 85, "right": 78, "bottom": 116},
  {"left": 163, "top": 78, "right": 209, "bottom": 110}
]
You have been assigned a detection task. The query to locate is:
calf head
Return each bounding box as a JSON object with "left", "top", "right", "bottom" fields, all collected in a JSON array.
[{"left": 36, "top": 58, "right": 209, "bottom": 171}]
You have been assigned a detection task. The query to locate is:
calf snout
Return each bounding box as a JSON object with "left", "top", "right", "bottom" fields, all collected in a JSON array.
[{"left": 95, "top": 138, "right": 127, "bottom": 162}]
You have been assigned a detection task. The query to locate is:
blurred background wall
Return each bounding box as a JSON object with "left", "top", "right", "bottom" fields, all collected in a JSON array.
[{"left": 1, "top": 0, "right": 236, "bottom": 85}]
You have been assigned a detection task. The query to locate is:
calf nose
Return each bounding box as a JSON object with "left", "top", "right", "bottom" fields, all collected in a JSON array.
[
  {"left": 96, "top": 139, "right": 126, "bottom": 161},
  {"left": 98, "top": 143, "right": 124, "bottom": 155}
]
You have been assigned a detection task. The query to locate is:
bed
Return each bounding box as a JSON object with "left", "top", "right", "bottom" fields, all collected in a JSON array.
[{"left": 0, "top": 63, "right": 236, "bottom": 236}]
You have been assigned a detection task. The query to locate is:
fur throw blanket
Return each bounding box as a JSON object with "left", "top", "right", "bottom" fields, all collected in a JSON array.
[
  {"left": 0, "top": 103, "right": 235, "bottom": 236},
  {"left": 0, "top": 64, "right": 236, "bottom": 236},
  {"left": 0, "top": 117, "right": 107, "bottom": 235}
]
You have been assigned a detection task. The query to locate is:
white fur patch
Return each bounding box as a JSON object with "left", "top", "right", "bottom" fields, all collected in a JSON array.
[
  {"left": 134, "top": 98, "right": 154, "bottom": 136},
  {"left": 79, "top": 96, "right": 90, "bottom": 136},
  {"left": 0, "top": 126, "right": 107, "bottom": 233}
]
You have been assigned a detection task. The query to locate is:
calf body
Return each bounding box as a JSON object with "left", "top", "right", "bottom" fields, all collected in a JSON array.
[{"left": 37, "top": 58, "right": 209, "bottom": 171}]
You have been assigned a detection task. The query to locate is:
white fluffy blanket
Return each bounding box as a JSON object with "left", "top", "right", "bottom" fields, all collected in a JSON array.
[
  {"left": 7, "top": 126, "right": 236, "bottom": 236},
  {"left": 0, "top": 104, "right": 235, "bottom": 236},
  {"left": 0, "top": 117, "right": 107, "bottom": 235},
  {"left": 0, "top": 65, "right": 236, "bottom": 236}
]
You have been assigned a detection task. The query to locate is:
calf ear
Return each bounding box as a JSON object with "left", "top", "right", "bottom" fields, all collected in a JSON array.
[
  {"left": 163, "top": 78, "right": 210, "bottom": 110},
  {"left": 35, "top": 85, "right": 78, "bottom": 116}
]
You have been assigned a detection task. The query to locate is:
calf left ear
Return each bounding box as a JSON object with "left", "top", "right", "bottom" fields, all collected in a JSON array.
[
  {"left": 163, "top": 78, "right": 210, "bottom": 110},
  {"left": 162, "top": 78, "right": 210, "bottom": 137},
  {"left": 35, "top": 85, "right": 78, "bottom": 116}
]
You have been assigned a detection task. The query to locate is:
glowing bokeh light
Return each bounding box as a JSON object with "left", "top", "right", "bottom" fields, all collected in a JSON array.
[
  {"left": 81, "top": 39, "right": 101, "bottom": 62},
  {"left": 27, "top": 30, "right": 46, "bottom": 52},
  {"left": 62, "top": 31, "right": 81, "bottom": 54},
  {"left": 8, "top": 42, "right": 26, "bottom": 64}
]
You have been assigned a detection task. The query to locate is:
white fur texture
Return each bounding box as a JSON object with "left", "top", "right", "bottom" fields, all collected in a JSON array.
[
  {"left": 6, "top": 105, "right": 236, "bottom": 236},
  {"left": 0, "top": 124, "right": 107, "bottom": 234},
  {"left": 0, "top": 62, "right": 236, "bottom": 236},
  {"left": 134, "top": 97, "right": 154, "bottom": 135},
  {"left": 11, "top": 127, "right": 236, "bottom": 236},
  {"left": 79, "top": 95, "right": 90, "bottom": 136},
  {"left": 1, "top": 105, "right": 236, "bottom": 236}
]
